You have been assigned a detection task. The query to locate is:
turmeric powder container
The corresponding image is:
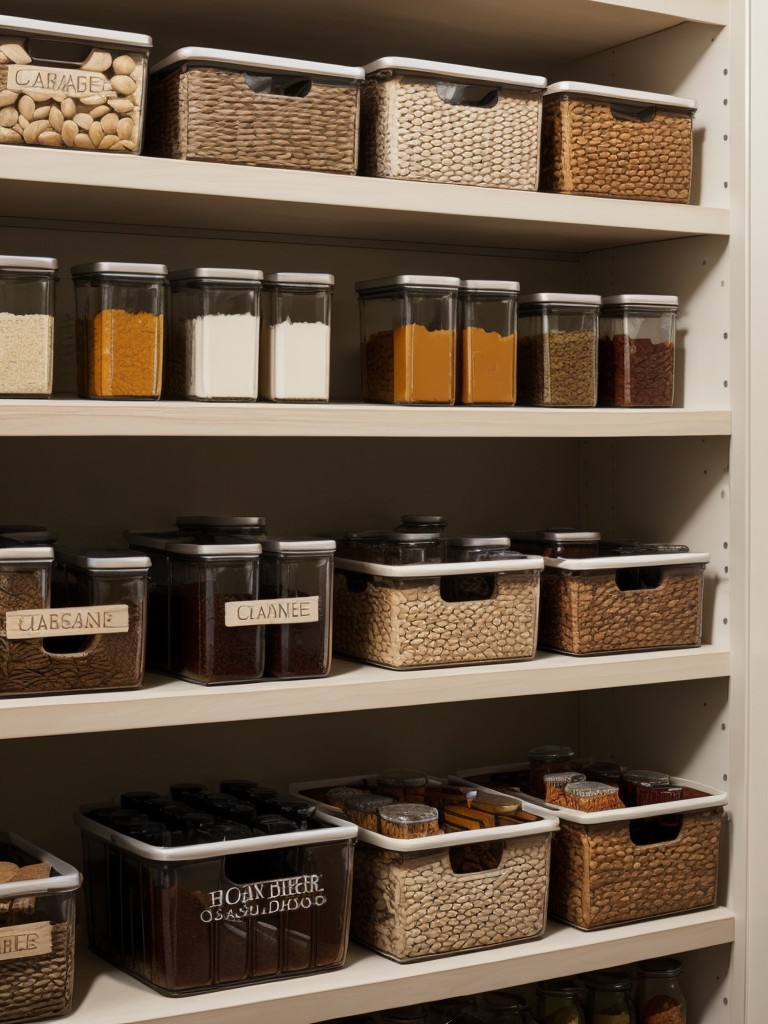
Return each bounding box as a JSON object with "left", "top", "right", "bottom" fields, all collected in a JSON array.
[
  {"left": 73, "top": 262, "right": 167, "bottom": 399},
  {"left": 458, "top": 280, "right": 519, "bottom": 405},
  {"left": 356, "top": 275, "right": 459, "bottom": 405}
]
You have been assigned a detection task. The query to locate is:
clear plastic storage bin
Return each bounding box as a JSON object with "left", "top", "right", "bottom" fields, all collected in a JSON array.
[
  {"left": 260, "top": 273, "right": 333, "bottom": 402},
  {"left": 167, "top": 268, "right": 263, "bottom": 401},
  {"left": 72, "top": 262, "right": 167, "bottom": 399},
  {"left": 599, "top": 294, "right": 678, "bottom": 407},
  {"left": 357, "top": 276, "right": 459, "bottom": 405},
  {"left": 0, "top": 15, "right": 151, "bottom": 154},
  {"left": 361, "top": 58, "right": 546, "bottom": 190},
  {"left": 458, "top": 280, "right": 519, "bottom": 405},
  {"left": 0, "top": 256, "right": 57, "bottom": 397},
  {"left": 517, "top": 294, "right": 600, "bottom": 407},
  {"left": 148, "top": 48, "right": 363, "bottom": 173}
]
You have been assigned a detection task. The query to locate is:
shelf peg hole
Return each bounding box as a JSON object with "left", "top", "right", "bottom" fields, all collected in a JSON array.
[
  {"left": 721, "top": 490, "right": 726, "bottom": 499},
  {"left": 724, "top": 380, "right": 729, "bottom": 387},
  {"left": 723, "top": 617, "right": 728, "bottom": 625},
  {"left": 722, "top": 722, "right": 727, "bottom": 730},
  {"left": 724, "top": 541, "right": 729, "bottom": 548},
  {"left": 724, "top": 565, "right": 729, "bottom": 573},
  {"left": 723, "top": 774, "right": 728, "bottom": 781},
  {"left": 724, "top": 332, "right": 728, "bottom": 339},
  {"left": 724, "top": 133, "right": 729, "bottom": 141}
]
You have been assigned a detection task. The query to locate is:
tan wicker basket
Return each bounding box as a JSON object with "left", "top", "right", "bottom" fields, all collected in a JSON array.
[
  {"left": 147, "top": 48, "right": 363, "bottom": 173},
  {"left": 540, "top": 82, "right": 696, "bottom": 203},
  {"left": 361, "top": 58, "right": 546, "bottom": 190}
]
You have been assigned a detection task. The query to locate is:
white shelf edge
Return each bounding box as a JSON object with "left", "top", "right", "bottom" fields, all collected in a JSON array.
[
  {"left": 71, "top": 910, "right": 735, "bottom": 1024},
  {"left": 0, "top": 646, "right": 730, "bottom": 739},
  {"left": 587, "top": 0, "right": 727, "bottom": 23}
]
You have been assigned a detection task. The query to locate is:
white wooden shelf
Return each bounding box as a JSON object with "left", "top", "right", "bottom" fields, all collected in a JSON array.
[
  {"left": 68, "top": 911, "right": 735, "bottom": 1024},
  {"left": 0, "top": 647, "right": 729, "bottom": 739},
  {"left": 0, "top": 401, "right": 732, "bottom": 439}
]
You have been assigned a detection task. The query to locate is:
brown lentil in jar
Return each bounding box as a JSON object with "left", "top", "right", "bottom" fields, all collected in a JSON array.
[{"left": 517, "top": 294, "right": 599, "bottom": 407}]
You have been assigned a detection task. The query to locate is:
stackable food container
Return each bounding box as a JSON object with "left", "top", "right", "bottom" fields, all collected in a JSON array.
[
  {"left": 0, "top": 15, "right": 151, "bottom": 153},
  {"left": 361, "top": 58, "right": 546, "bottom": 190},
  {"left": 357, "top": 276, "right": 459, "bottom": 405},
  {"left": 333, "top": 541, "right": 543, "bottom": 668},
  {"left": 0, "top": 832, "right": 81, "bottom": 1023},
  {"left": 260, "top": 273, "right": 334, "bottom": 402},
  {"left": 536, "top": 544, "right": 709, "bottom": 655},
  {"left": 72, "top": 262, "right": 167, "bottom": 399},
  {"left": 459, "top": 764, "right": 726, "bottom": 930},
  {"left": 0, "top": 256, "right": 57, "bottom": 397},
  {"left": 148, "top": 48, "right": 364, "bottom": 173},
  {"left": 540, "top": 82, "right": 696, "bottom": 203},
  {"left": 336, "top": 531, "right": 444, "bottom": 563},
  {"left": 76, "top": 797, "right": 356, "bottom": 995},
  {"left": 458, "top": 280, "right": 519, "bottom": 405},
  {"left": 599, "top": 295, "right": 678, "bottom": 407},
  {"left": 508, "top": 529, "right": 601, "bottom": 559},
  {"left": 292, "top": 774, "right": 557, "bottom": 962},
  {"left": 166, "top": 268, "right": 263, "bottom": 402},
  {"left": 517, "top": 293, "right": 600, "bottom": 407},
  {"left": 0, "top": 545, "right": 149, "bottom": 696}
]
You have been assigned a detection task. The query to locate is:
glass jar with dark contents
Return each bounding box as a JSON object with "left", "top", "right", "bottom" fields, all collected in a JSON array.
[
  {"left": 586, "top": 973, "right": 635, "bottom": 1024},
  {"left": 636, "top": 958, "right": 686, "bottom": 1024},
  {"left": 509, "top": 529, "right": 601, "bottom": 558},
  {"left": 528, "top": 745, "right": 576, "bottom": 798},
  {"left": 536, "top": 977, "right": 585, "bottom": 1024}
]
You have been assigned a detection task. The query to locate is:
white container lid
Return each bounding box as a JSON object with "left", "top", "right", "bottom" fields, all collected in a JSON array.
[
  {"left": 365, "top": 57, "right": 546, "bottom": 92},
  {"left": 168, "top": 268, "right": 264, "bottom": 283},
  {"left": 55, "top": 548, "right": 151, "bottom": 570},
  {"left": 152, "top": 46, "right": 364, "bottom": 82},
  {"left": 545, "top": 551, "right": 709, "bottom": 570},
  {"left": 459, "top": 280, "right": 520, "bottom": 294},
  {"left": 519, "top": 293, "right": 601, "bottom": 307},
  {"left": 335, "top": 555, "right": 543, "bottom": 577},
  {"left": 601, "top": 294, "right": 679, "bottom": 307},
  {"left": 447, "top": 536, "right": 511, "bottom": 548},
  {"left": 264, "top": 272, "right": 335, "bottom": 287},
  {"left": 167, "top": 542, "right": 262, "bottom": 557},
  {"left": 0, "top": 14, "right": 151, "bottom": 49},
  {"left": 0, "top": 831, "right": 81, "bottom": 898},
  {"left": 544, "top": 81, "right": 696, "bottom": 111},
  {"left": 71, "top": 262, "right": 168, "bottom": 278},
  {"left": 356, "top": 275, "right": 461, "bottom": 295},
  {"left": 262, "top": 539, "right": 336, "bottom": 553},
  {"left": 0, "top": 545, "right": 54, "bottom": 561},
  {"left": 0, "top": 255, "right": 57, "bottom": 272}
]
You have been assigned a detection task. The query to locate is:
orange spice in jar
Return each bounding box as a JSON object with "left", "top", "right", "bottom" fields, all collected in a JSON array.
[{"left": 458, "top": 280, "right": 519, "bottom": 405}]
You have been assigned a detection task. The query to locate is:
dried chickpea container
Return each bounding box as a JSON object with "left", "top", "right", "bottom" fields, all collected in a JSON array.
[
  {"left": 0, "top": 256, "right": 56, "bottom": 397},
  {"left": 357, "top": 275, "right": 459, "bottom": 405},
  {"left": 260, "top": 273, "right": 334, "bottom": 401},
  {"left": 72, "top": 262, "right": 167, "bottom": 399},
  {"left": 517, "top": 294, "right": 600, "bottom": 406},
  {"left": 599, "top": 295, "right": 678, "bottom": 407},
  {"left": 458, "top": 280, "right": 519, "bottom": 405},
  {"left": 0, "top": 15, "right": 151, "bottom": 154}
]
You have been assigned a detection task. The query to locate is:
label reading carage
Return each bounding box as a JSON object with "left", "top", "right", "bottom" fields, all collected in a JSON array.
[
  {"left": 224, "top": 596, "right": 319, "bottom": 627},
  {"left": 6, "top": 64, "right": 114, "bottom": 98},
  {"left": 0, "top": 922, "right": 53, "bottom": 961},
  {"left": 5, "top": 603, "right": 130, "bottom": 639}
]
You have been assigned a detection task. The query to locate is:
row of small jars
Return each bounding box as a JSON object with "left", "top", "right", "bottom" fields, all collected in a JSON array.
[
  {"left": 357, "top": 276, "right": 677, "bottom": 407},
  {"left": 0, "top": 257, "right": 333, "bottom": 401}
]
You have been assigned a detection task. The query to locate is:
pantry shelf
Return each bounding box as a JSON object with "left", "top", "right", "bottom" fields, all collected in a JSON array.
[
  {"left": 0, "top": 646, "right": 730, "bottom": 739},
  {"left": 68, "top": 910, "right": 735, "bottom": 1024},
  {"left": 0, "top": 149, "right": 729, "bottom": 251}
]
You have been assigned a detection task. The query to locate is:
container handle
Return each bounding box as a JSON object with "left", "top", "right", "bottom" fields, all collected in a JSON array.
[
  {"left": 614, "top": 566, "right": 664, "bottom": 591},
  {"left": 435, "top": 82, "right": 499, "bottom": 108},
  {"left": 440, "top": 573, "right": 497, "bottom": 603},
  {"left": 609, "top": 102, "right": 658, "bottom": 123},
  {"left": 245, "top": 73, "right": 313, "bottom": 98}
]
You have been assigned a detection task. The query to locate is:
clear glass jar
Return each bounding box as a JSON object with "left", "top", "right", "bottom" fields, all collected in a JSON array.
[
  {"left": 528, "top": 744, "right": 576, "bottom": 798},
  {"left": 260, "top": 538, "right": 335, "bottom": 679},
  {"left": 259, "top": 273, "right": 333, "bottom": 401},
  {"left": 636, "top": 958, "right": 686, "bottom": 1024},
  {"left": 0, "top": 256, "right": 57, "bottom": 397},
  {"left": 599, "top": 295, "right": 677, "bottom": 408},
  {"left": 586, "top": 973, "right": 635, "bottom": 1024},
  {"left": 445, "top": 536, "right": 515, "bottom": 561},
  {"left": 341, "top": 531, "right": 444, "bottom": 564},
  {"left": 458, "top": 279, "right": 519, "bottom": 405},
  {"left": 509, "top": 529, "right": 601, "bottom": 558},
  {"left": 375, "top": 769, "right": 428, "bottom": 802},
  {"left": 167, "top": 268, "right": 263, "bottom": 401},
  {"left": 429, "top": 995, "right": 479, "bottom": 1022},
  {"left": 536, "top": 978, "right": 586, "bottom": 1024},
  {"left": 517, "top": 293, "right": 600, "bottom": 406},
  {"left": 357, "top": 275, "right": 459, "bottom": 405},
  {"left": 72, "top": 262, "right": 167, "bottom": 399},
  {"left": 167, "top": 541, "right": 264, "bottom": 684},
  {"left": 482, "top": 990, "right": 537, "bottom": 1023},
  {"left": 621, "top": 769, "right": 671, "bottom": 806},
  {"left": 175, "top": 515, "right": 268, "bottom": 543}
]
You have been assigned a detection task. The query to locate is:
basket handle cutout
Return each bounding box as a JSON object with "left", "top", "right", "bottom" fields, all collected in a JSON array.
[
  {"left": 628, "top": 814, "right": 683, "bottom": 846},
  {"left": 341, "top": 570, "right": 369, "bottom": 595},
  {"left": 448, "top": 838, "right": 505, "bottom": 874},
  {"left": 19, "top": 38, "right": 96, "bottom": 65},
  {"left": 610, "top": 102, "right": 657, "bottom": 123},
  {"left": 435, "top": 82, "right": 499, "bottom": 108},
  {"left": 439, "top": 573, "right": 496, "bottom": 603},
  {"left": 614, "top": 566, "right": 663, "bottom": 591},
  {"left": 245, "top": 73, "right": 313, "bottom": 98}
]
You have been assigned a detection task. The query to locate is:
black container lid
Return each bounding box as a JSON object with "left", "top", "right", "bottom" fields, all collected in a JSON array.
[
  {"left": 529, "top": 745, "right": 576, "bottom": 761},
  {"left": 637, "top": 957, "right": 683, "bottom": 977},
  {"left": 586, "top": 972, "right": 633, "bottom": 991},
  {"left": 535, "top": 977, "right": 582, "bottom": 997},
  {"left": 176, "top": 515, "right": 267, "bottom": 528}
]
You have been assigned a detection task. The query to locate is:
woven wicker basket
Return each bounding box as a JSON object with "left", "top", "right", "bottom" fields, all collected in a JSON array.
[
  {"left": 147, "top": 50, "right": 363, "bottom": 173},
  {"left": 540, "top": 82, "right": 696, "bottom": 203},
  {"left": 361, "top": 59, "right": 546, "bottom": 190}
]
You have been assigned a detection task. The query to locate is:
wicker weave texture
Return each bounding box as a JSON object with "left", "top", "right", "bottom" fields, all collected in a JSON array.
[
  {"left": 548, "top": 810, "right": 722, "bottom": 929},
  {"left": 361, "top": 76, "right": 542, "bottom": 190},
  {"left": 540, "top": 96, "right": 693, "bottom": 203},
  {"left": 0, "top": 921, "right": 74, "bottom": 1022},
  {"left": 147, "top": 67, "right": 360, "bottom": 173},
  {"left": 537, "top": 567, "right": 704, "bottom": 655},
  {"left": 351, "top": 834, "right": 551, "bottom": 962}
]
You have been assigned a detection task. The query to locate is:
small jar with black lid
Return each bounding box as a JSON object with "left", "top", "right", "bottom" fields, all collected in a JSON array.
[
  {"left": 536, "top": 978, "right": 585, "bottom": 1024},
  {"left": 528, "top": 744, "right": 576, "bottom": 798},
  {"left": 445, "top": 536, "right": 515, "bottom": 561},
  {"left": 586, "top": 973, "right": 635, "bottom": 1024},
  {"left": 395, "top": 514, "right": 448, "bottom": 534},
  {"left": 636, "top": 958, "right": 686, "bottom": 1024}
]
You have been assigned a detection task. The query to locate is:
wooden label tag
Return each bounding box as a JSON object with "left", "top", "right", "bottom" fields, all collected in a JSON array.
[
  {"left": 224, "top": 597, "right": 319, "bottom": 627},
  {"left": 0, "top": 922, "right": 53, "bottom": 961},
  {"left": 5, "top": 604, "right": 130, "bottom": 639}
]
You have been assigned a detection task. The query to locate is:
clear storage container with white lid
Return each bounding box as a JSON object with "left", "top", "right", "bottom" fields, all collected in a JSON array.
[
  {"left": 259, "top": 273, "right": 333, "bottom": 402},
  {"left": 0, "top": 256, "right": 57, "bottom": 397},
  {"left": 357, "top": 275, "right": 459, "bottom": 405},
  {"left": 167, "top": 268, "right": 263, "bottom": 402},
  {"left": 0, "top": 15, "right": 151, "bottom": 153},
  {"left": 517, "top": 293, "right": 600, "bottom": 407},
  {"left": 458, "top": 279, "right": 519, "bottom": 405},
  {"left": 599, "top": 294, "right": 678, "bottom": 408}
]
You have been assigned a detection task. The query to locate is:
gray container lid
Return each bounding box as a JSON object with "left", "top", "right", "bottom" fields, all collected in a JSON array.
[
  {"left": 447, "top": 536, "right": 511, "bottom": 547},
  {"left": 167, "top": 542, "right": 262, "bottom": 557},
  {"left": 364, "top": 57, "right": 546, "bottom": 91},
  {"left": 459, "top": 280, "right": 520, "bottom": 294},
  {"left": 55, "top": 548, "right": 151, "bottom": 570},
  {"left": 0, "top": 14, "right": 151, "bottom": 48},
  {"left": 601, "top": 294, "right": 678, "bottom": 307},
  {"left": 262, "top": 539, "right": 336, "bottom": 553},
  {"left": 0, "top": 255, "right": 58, "bottom": 272},
  {"left": 168, "top": 268, "right": 264, "bottom": 284},
  {"left": 356, "top": 275, "right": 460, "bottom": 295},
  {"left": 176, "top": 515, "right": 267, "bottom": 528},
  {"left": 539, "top": 529, "right": 601, "bottom": 541},
  {"left": 519, "top": 292, "right": 601, "bottom": 307},
  {"left": 263, "top": 272, "right": 334, "bottom": 287},
  {"left": 152, "top": 46, "right": 364, "bottom": 82},
  {"left": 71, "top": 262, "right": 168, "bottom": 278}
]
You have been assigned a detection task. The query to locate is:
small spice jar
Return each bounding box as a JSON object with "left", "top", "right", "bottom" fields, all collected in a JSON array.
[
  {"left": 260, "top": 538, "right": 336, "bottom": 679},
  {"left": 543, "top": 771, "right": 587, "bottom": 806},
  {"left": 586, "top": 973, "right": 635, "bottom": 1024},
  {"left": 72, "top": 262, "right": 167, "bottom": 399},
  {"left": 458, "top": 279, "right": 519, "bottom": 405},
  {"left": 599, "top": 295, "right": 678, "bottom": 408},
  {"left": 636, "top": 958, "right": 687, "bottom": 1024},
  {"left": 379, "top": 803, "right": 441, "bottom": 839},
  {"left": 536, "top": 978, "right": 586, "bottom": 1024},
  {"left": 517, "top": 293, "right": 600, "bottom": 406},
  {"left": 395, "top": 514, "right": 448, "bottom": 534},
  {"left": 357, "top": 275, "right": 459, "bottom": 404},
  {"left": 583, "top": 760, "right": 626, "bottom": 786},
  {"left": 564, "top": 780, "right": 624, "bottom": 812},
  {"left": 621, "top": 769, "right": 672, "bottom": 806},
  {"left": 167, "top": 268, "right": 263, "bottom": 401},
  {"left": 342, "top": 793, "right": 395, "bottom": 830},
  {"left": 166, "top": 540, "right": 264, "bottom": 685},
  {"left": 528, "top": 744, "right": 576, "bottom": 798},
  {"left": 259, "top": 273, "right": 334, "bottom": 401},
  {"left": 175, "top": 515, "right": 267, "bottom": 543},
  {"left": 343, "top": 531, "right": 444, "bottom": 564},
  {"left": 375, "top": 769, "right": 429, "bottom": 802},
  {"left": 324, "top": 786, "right": 366, "bottom": 809},
  {"left": 0, "top": 256, "right": 57, "bottom": 397},
  {"left": 445, "top": 536, "right": 514, "bottom": 561}
]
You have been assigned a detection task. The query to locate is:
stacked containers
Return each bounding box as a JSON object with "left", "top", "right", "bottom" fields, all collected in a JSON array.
[
  {"left": 458, "top": 280, "right": 519, "bottom": 405},
  {"left": 361, "top": 58, "right": 546, "bottom": 190},
  {"left": 598, "top": 294, "right": 678, "bottom": 407},
  {"left": 0, "top": 15, "right": 151, "bottom": 154},
  {"left": 0, "top": 256, "right": 57, "bottom": 397},
  {"left": 72, "top": 262, "right": 167, "bottom": 399},
  {"left": 517, "top": 294, "right": 600, "bottom": 407},
  {"left": 147, "top": 48, "right": 364, "bottom": 173},
  {"left": 260, "top": 274, "right": 334, "bottom": 402},
  {"left": 357, "top": 276, "right": 459, "bottom": 405},
  {"left": 166, "top": 268, "right": 263, "bottom": 401}
]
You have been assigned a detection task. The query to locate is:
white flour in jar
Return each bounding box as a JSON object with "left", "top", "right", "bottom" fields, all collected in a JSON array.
[
  {"left": 0, "top": 312, "right": 53, "bottom": 395},
  {"left": 260, "top": 320, "right": 330, "bottom": 401},
  {"left": 185, "top": 313, "right": 259, "bottom": 400}
]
